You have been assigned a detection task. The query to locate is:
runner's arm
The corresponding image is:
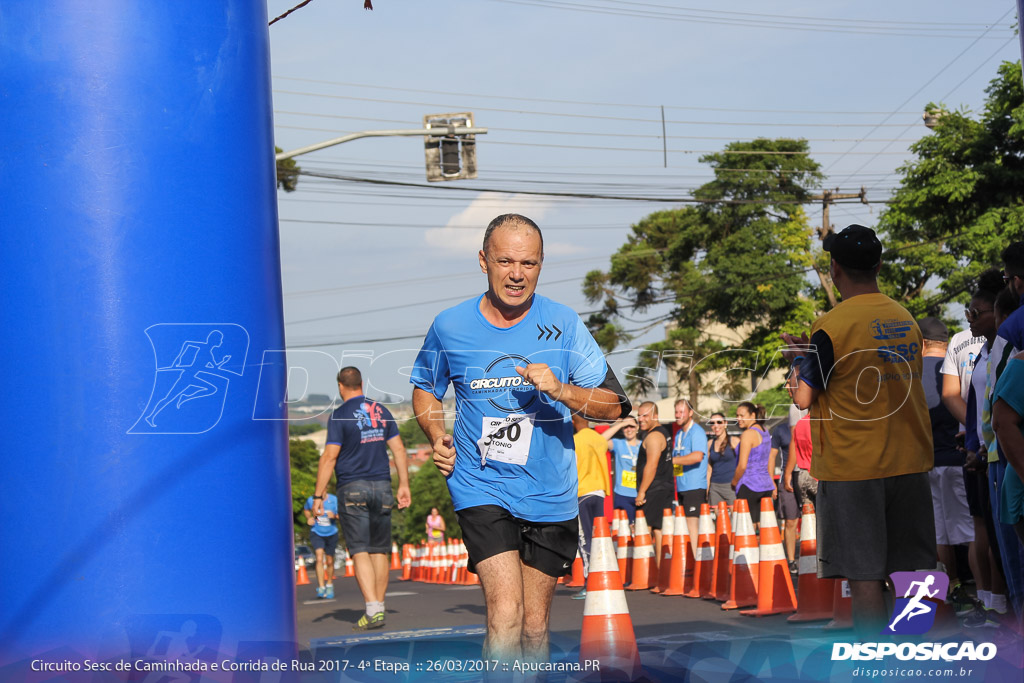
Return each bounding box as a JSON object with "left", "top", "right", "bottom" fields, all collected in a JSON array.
[
  {"left": 516, "top": 363, "right": 630, "bottom": 421},
  {"left": 413, "top": 387, "right": 456, "bottom": 476},
  {"left": 635, "top": 431, "right": 665, "bottom": 506}
]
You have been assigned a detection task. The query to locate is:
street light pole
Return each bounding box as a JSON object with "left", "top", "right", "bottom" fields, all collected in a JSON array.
[{"left": 275, "top": 125, "right": 488, "bottom": 161}]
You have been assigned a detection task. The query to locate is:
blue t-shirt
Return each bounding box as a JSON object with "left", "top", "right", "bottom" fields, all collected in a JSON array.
[
  {"left": 410, "top": 294, "right": 611, "bottom": 522},
  {"left": 673, "top": 422, "right": 709, "bottom": 492},
  {"left": 304, "top": 494, "right": 339, "bottom": 537},
  {"left": 326, "top": 396, "right": 399, "bottom": 485},
  {"left": 610, "top": 437, "right": 640, "bottom": 498}
]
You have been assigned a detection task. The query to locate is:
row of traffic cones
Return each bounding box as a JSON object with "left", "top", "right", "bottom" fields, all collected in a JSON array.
[
  {"left": 398, "top": 539, "right": 480, "bottom": 586},
  {"left": 296, "top": 543, "right": 403, "bottom": 586},
  {"left": 604, "top": 498, "right": 840, "bottom": 622}
]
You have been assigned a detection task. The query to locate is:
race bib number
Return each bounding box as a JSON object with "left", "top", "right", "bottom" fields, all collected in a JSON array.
[
  {"left": 673, "top": 464, "right": 684, "bottom": 477},
  {"left": 621, "top": 469, "right": 637, "bottom": 489},
  {"left": 478, "top": 414, "right": 534, "bottom": 467}
]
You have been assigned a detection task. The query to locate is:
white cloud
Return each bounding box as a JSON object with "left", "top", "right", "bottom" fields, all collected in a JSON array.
[{"left": 424, "top": 193, "right": 566, "bottom": 255}]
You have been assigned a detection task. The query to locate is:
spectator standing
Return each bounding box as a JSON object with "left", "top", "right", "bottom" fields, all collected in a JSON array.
[
  {"left": 604, "top": 416, "right": 641, "bottom": 524},
  {"left": 635, "top": 401, "right": 674, "bottom": 567},
  {"left": 731, "top": 402, "right": 775, "bottom": 528},
  {"left": 782, "top": 224, "right": 935, "bottom": 637},
  {"left": 671, "top": 398, "right": 709, "bottom": 558},
  {"left": 706, "top": 412, "right": 739, "bottom": 507},
  {"left": 919, "top": 316, "right": 975, "bottom": 612},
  {"left": 572, "top": 415, "right": 613, "bottom": 599}
]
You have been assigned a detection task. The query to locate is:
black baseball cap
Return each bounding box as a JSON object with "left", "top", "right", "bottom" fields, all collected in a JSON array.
[
  {"left": 824, "top": 224, "right": 882, "bottom": 270},
  {"left": 917, "top": 317, "right": 949, "bottom": 343}
]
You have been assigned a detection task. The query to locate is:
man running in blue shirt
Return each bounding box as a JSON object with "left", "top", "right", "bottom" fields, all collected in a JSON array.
[
  {"left": 411, "top": 214, "right": 630, "bottom": 663},
  {"left": 304, "top": 492, "right": 339, "bottom": 599}
]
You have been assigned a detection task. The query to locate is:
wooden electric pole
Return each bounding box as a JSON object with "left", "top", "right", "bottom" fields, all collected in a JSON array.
[{"left": 809, "top": 187, "right": 868, "bottom": 308}]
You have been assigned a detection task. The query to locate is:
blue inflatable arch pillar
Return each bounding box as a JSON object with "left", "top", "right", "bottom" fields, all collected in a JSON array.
[{"left": 0, "top": 1, "right": 294, "bottom": 666}]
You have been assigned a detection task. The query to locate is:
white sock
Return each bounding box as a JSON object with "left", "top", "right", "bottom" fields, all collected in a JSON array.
[
  {"left": 990, "top": 593, "right": 1007, "bottom": 613},
  {"left": 366, "top": 601, "right": 384, "bottom": 616},
  {"left": 978, "top": 589, "right": 991, "bottom": 607}
]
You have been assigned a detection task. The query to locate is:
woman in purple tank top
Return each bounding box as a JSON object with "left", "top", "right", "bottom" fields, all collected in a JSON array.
[{"left": 731, "top": 402, "right": 776, "bottom": 528}]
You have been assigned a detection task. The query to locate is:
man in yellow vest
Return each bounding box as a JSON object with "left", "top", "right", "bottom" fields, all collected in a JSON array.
[{"left": 782, "top": 224, "right": 935, "bottom": 636}]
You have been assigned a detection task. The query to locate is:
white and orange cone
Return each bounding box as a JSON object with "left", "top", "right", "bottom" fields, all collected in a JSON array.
[
  {"left": 615, "top": 510, "right": 633, "bottom": 586},
  {"left": 653, "top": 508, "right": 675, "bottom": 593},
  {"left": 626, "top": 510, "right": 655, "bottom": 591},
  {"left": 741, "top": 497, "right": 797, "bottom": 617},
  {"left": 566, "top": 550, "right": 586, "bottom": 588},
  {"left": 662, "top": 506, "right": 689, "bottom": 597},
  {"left": 580, "top": 516, "right": 643, "bottom": 682},
  {"left": 722, "top": 498, "right": 758, "bottom": 610},
  {"left": 710, "top": 500, "right": 733, "bottom": 602},
  {"left": 686, "top": 503, "right": 715, "bottom": 598},
  {"left": 788, "top": 503, "right": 835, "bottom": 622}
]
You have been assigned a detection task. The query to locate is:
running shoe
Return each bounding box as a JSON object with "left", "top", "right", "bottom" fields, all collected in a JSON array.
[
  {"left": 571, "top": 589, "right": 588, "bottom": 600},
  {"left": 324, "top": 585, "right": 334, "bottom": 599},
  {"left": 353, "top": 612, "right": 385, "bottom": 631},
  {"left": 949, "top": 584, "right": 975, "bottom": 616},
  {"left": 962, "top": 606, "right": 1000, "bottom": 629},
  {"left": 316, "top": 587, "right": 326, "bottom": 599}
]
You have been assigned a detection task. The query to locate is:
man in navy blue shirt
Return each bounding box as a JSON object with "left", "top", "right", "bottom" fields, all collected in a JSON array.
[{"left": 313, "top": 367, "right": 411, "bottom": 630}]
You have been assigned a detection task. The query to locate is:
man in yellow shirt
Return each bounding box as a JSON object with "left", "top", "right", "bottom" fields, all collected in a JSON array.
[
  {"left": 782, "top": 224, "right": 935, "bottom": 636},
  {"left": 572, "top": 414, "right": 613, "bottom": 599}
]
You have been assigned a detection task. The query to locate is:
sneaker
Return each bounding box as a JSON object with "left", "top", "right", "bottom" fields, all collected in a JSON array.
[
  {"left": 324, "top": 585, "right": 334, "bottom": 599},
  {"left": 316, "top": 587, "right": 326, "bottom": 599},
  {"left": 788, "top": 560, "right": 799, "bottom": 574},
  {"left": 949, "top": 584, "right": 975, "bottom": 615},
  {"left": 353, "top": 612, "right": 385, "bottom": 631},
  {"left": 571, "top": 589, "right": 588, "bottom": 600},
  {"left": 962, "top": 606, "right": 1000, "bottom": 629}
]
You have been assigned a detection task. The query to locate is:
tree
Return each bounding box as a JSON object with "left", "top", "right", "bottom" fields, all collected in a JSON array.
[
  {"left": 275, "top": 146, "right": 301, "bottom": 192},
  {"left": 584, "top": 139, "right": 823, "bottom": 409},
  {"left": 878, "top": 61, "right": 1024, "bottom": 318},
  {"left": 391, "top": 463, "right": 460, "bottom": 545}
]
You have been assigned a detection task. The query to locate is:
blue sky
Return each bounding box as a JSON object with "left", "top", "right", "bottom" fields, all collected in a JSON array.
[{"left": 266, "top": 0, "right": 1020, "bottom": 400}]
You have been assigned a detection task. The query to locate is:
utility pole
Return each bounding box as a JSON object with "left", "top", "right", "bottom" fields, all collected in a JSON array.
[{"left": 809, "top": 186, "right": 868, "bottom": 308}]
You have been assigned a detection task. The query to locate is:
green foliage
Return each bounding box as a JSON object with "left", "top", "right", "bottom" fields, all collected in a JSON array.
[
  {"left": 398, "top": 417, "right": 428, "bottom": 448},
  {"left": 289, "top": 438, "right": 333, "bottom": 539},
  {"left": 585, "top": 139, "right": 823, "bottom": 407},
  {"left": 391, "top": 463, "right": 460, "bottom": 545},
  {"left": 878, "top": 61, "right": 1024, "bottom": 316},
  {"left": 288, "top": 422, "right": 323, "bottom": 437},
  {"left": 275, "top": 146, "right": 301, "bottom": 192}
]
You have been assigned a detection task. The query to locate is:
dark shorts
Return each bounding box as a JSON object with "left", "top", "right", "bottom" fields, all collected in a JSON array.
[
  {"left": 737, "top": 485, "right": 773, "bottom": 526},
  {"left": 816, "top": 472, "right": 936, "bottom": 581},
  {"left": 639, "top": 486, "right": 675, "bottom": 529},
  {"left": 337, "top": 479, "right": 393, "bottom": 555},
  {"left": 963, "top": 467, "right": 986, "bottom": 518},
  {"left": 310, "top": 531, "right": 339, "bottom": 557},
  {"left": 677, "top": 488, "right": 706, "bottom": 518},
  {"left": 457, "top": 505, "right": 579, "bottom": 578},
  {"left": 777, "top": 478, "right": 800, "bottom": 521},
  {"left": 613, "top": 492, "right": 637, "bottom": 523}
]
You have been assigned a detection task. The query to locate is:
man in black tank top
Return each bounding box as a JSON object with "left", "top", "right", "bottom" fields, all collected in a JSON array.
[{"left": 635, "top": 401, "right": 676, "bottom": 566}]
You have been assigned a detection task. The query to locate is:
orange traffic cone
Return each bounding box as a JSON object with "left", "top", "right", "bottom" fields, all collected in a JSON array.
[
  {"left": 686, "top": 504, "right": 715, "bottom": 598},
  {"left": 626, "top": 510, "right": 655, "bottom": 590},
  {"left": 741, "top": 497, "right": 797, "bottom": 617},
  {"left": 711, "top": 500, "right": 733, "bottom": 602},
  {"left": 653, "top": 508, "right": 675, "bottom": 593},
  {"left": 344, "top": 551, "right": 355, "bottom": 578},
  {"left": 788, "top": 503, "right": 836, "bottom": 622},
  {"left": 823, "top": 580, "right": 853, "bottom": 630},
  {"left": 296, "top": 562, "right": 310, "bottom": 586},
  {"left": 722, "top": 498, "right": 758, "bottom": 610},
  {"left": 579, "top": 516, "right": 643, "bottom": 682},
  {"left": 566, "top": 550, "right": 586, "bottom": 588},
  {"left": 615, "top": 510, "right": 633, "bottom": 586},
  {"left": 401, "top": 544, "right": 412, "bottom": 581},
  {"left": 662, "top": 506, "right": 689, "bottom": 596},
  {"left": 391, "top": 543, "right": 401, "bottom": 570}
]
